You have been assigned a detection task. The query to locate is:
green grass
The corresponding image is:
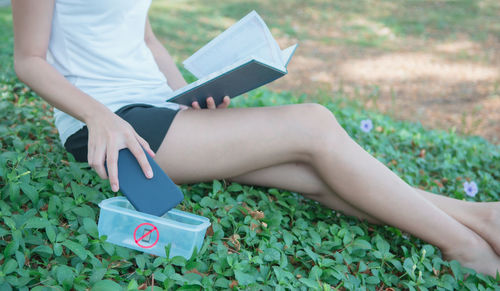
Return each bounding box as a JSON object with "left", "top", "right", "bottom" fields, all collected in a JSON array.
[
  {"left": 2, "top": 77, "right": 500, "bottom": 291},
  {"left": 0, "top": 7, "right": 13, "bottom": 79},
  {"left": 1, "top": 3, "right": 500, "bottom": 291}
]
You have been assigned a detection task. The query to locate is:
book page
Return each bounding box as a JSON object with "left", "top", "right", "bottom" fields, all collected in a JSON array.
[
  {"left": 183, "top": 11, "right": 283, "bottom": 79},
  {"left": 281, "top": 44, "right": 298, "bottom": 67}
]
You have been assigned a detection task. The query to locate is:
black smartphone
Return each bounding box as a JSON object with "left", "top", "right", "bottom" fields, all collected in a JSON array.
[{"left": 105, "top": 148, "right": 184, "bottom": 217}]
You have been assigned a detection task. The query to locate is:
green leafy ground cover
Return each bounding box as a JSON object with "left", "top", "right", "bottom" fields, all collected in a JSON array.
[
  {"left": 1, "top": 5, "right": 500, "bottom": 291},
  {"left": 2, "top": 76, "right": 500, "bottom": 291}
]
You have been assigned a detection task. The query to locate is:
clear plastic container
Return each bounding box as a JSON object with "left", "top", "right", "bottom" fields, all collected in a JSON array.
[{"left": 98, "top": 197, "right": 210, "bottom": 259}]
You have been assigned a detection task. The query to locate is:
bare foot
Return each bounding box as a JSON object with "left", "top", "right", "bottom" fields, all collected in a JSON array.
[
  {"left": 467, "top": 202, "right": 500, "bottom": 256},
  {"left": 443, "top": 235, "right": 500, "bottom": 278}
]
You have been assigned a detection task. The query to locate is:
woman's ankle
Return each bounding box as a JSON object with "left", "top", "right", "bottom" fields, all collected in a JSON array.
[
  {"left": 475, "top": 203, "right": 500, "bottom": 254},
  {"left": 441, "top": 232, "right": 486, "bottom": 261}
]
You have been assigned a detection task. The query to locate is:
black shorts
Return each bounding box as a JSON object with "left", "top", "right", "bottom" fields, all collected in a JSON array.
[{"left": 64, "top": 103, "right": 180, "bottom": 163}]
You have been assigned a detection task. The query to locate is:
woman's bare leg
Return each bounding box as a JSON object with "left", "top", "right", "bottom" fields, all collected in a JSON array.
[
  {"left": 228, "top": 162, "right": 500, "bottom": 255},
  {"left": 414, "top": 188, "right": 500, "bottom": 254},
  {"left": 153, "top": 104, "right": 500, "bottom": 276},
  {"left": 229, "top": 162, "right": 382, "bottom": 224}
]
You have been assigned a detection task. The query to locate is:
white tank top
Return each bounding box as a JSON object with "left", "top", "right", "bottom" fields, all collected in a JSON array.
[{"left": 47, "top": 0, "right": 179, "bottom": 145}]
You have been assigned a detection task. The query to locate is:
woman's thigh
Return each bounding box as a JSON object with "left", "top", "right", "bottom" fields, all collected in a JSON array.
[{"left": 153, "top": 103, "right": 341, "bottom": 184}]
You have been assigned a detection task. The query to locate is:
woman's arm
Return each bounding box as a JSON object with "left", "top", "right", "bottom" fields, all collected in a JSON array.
[
  {"left": 144, "top": 18, "right": 188, "bottom": 91},
  {"left": 12, "top": 0, "right": 155, "bottom": 192},
  {"left": 12, "top": 0, "right": 110, "bottom": 125}
]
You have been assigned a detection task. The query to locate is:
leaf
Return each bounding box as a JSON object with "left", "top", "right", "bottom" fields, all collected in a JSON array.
[
  {"left": 375, "top": 236, "right": 390, "bottom": 254},
  {"left": 70, "top": 181, "right": 85, "bottom": 199},
  {"left": 83, "top": 217, "right": 99, "bottom": 238},
  {"left": 304, "top": 247, "right": 320, "bottom": 263},
  {"left": 2, "top": 259, "right": 17, "bottom": 275},
  {"left": 214, "top": 277, "right": 231, "bottom": 288},
  {"left": 171, "top": 256, "right": 186, "bottom": 267},
  {"left": 91, "top": 280, "right": 122, "bottom": 291},
  {"left": 177, "top": 285, "right": 202, "bottom": 291},
  {"left": 20, "top": 183, "right": 38, "bottom": 204},
  {"left": 45, "top": 225, "right": 56, "bottom": 243},
  {"left": 308, "top": 229, "right": 321, "bottom": 246},
  {"left": 183, "top": 272, "right": 203, "bottom": 285},
  {"left": 0, "top": 227, "right": 9, "bottom": 237},
  {"left": 266, "top": 211, "right": 283, "bottom": 228},
  {"left": 8, "top": 183, "right": 20, "bottom": 203},
  {"left": 282, "top": 230, "right": 294, "bottom": 248},
  {"left": 32, "top": 245, "right": 53, "bottom": 256},
  {"left": 71, "top": 205, "right": 95, "bottom": 218},
  {"left": 136, "top": 255, "right": 146, "bottom": 270},
  {"left": 227, "top": 183, "right": 243, "bottom": 192},
  {"left": 403, "top": 258, "right": 416, "bottom": 280},
  {"left": 2, "top": 216, "right": 16, "bottom": 231},
  {"left": 169, "top": 273, "right": 185, "bottom": 283},
  {"left": 164, "top": 243, "right": 171, "bottom": 259},
  {"left": 14, "top": 251, "right": 24, "bottom": 269},
  {"left": 422, "top": 244, "right": 435, "bottom": 257},
  {"left": 3, "top": 241, "right": 19, "bottom": 257},
  {"left": 390, "top": 259, "right": 403, "bottom": 272},
  {"left": 152, "top": 270, "right": 167, "bottom": 282},
  {"left": 365, "top": 276, "right": 380, "bottom": 285},
  {"left": 53, "top": 243, "right": 63, "bottom": 257},
  {"left": 89, "top": 268, "right": 107, "bottom": 284},
  {"left": 309, "top": 265, "right": 323, "bottom": 280},
  {"left": 299, "top": 277, "right": 320, "bottom": 288},
  {"left": 62, "top": 240, "right": 88, "bottom": 260},
  {"left": 127, "top": 279, "right": 139, "bottom": 290},
  {"left": 102, "top": 242, "right": 115, "bottom": 256},
  {"left": 449, "top": 260, "right": 463, "bottom": 281},
  {"left": 234, "top": 269, "right": 257, "bottom": 286},
  {"left": 263, "top": 248, "right": 281, "bottom": 262},
  {"left": 56, "top": 265, "right": 75, "bottom": 289},
  {"left": 212, "top": 180, "right": 222, "bottom": 195},
  {"left": 199, "top": 197, "right": 217, "bottom": 209},
  {"left": 23, "top": 217, "right": 50, "bottom": 229},
  {"left": 273, "top": 266, "right": 293, "bottom": 284},
  {"left": 353, "top": 239, "right": 372, "bottom": 250},
  {"left": 48, "top": 195, "right": 61, "bottom": 216},
  {"left": 115, "top": 245, "right": 131, "bottom": 258}
]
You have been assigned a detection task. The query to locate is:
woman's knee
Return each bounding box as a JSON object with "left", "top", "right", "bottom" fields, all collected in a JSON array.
[
  {"left": 289, "top": 103, "right": 350, "bottom": 158},
  {"left": 296, "top": 103, "right": 346, "bottom": 137}
]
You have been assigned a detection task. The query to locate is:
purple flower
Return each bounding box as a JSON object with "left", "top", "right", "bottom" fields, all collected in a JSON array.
[
  {"left": 360, "top": 119, "right": 373, "bottom": 133},
  {"left": 463, "top": 181, "right": 478, "bottom": 197}
]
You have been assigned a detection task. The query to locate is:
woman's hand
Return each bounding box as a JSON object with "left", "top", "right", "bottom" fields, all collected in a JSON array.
[
  {"left": 85, "top": 110, "right": 155, "bottom": 192},
  {"left": 191, "top": 96, "right": 230, "bottom": 109}
]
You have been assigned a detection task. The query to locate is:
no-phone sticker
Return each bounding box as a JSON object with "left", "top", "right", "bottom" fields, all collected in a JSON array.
[{"left": 133, "top": 222, "right": 159, "bottom": 248}]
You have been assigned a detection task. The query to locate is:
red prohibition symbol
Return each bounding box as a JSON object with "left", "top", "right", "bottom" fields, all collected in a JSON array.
[{"left": 133, "top": 222, "right": 159, "bottom": 249}]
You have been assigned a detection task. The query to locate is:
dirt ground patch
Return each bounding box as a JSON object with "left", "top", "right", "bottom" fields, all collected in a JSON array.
[
  {"left": 270, "top": 34, "right": 500, "bottom": 143},
  {"left": 151, "top": 0, "right": 500, "bottom": 143}
]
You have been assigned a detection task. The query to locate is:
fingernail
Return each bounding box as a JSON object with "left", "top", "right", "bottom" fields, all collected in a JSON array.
[
  {"left": 112, "top": 184, "right": 118, "bottom": 192},
  {"left": 147, "top": 170, "right": 153, "bottom": 178}
]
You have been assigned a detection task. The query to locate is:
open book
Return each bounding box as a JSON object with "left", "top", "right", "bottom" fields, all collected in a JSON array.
[{"left": 165, "top": 10, "right": 298, "bottom": 108}]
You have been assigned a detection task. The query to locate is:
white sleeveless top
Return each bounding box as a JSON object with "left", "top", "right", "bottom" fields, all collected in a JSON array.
[{"left": 47, "top": 0, "right": 179, "bottom": 145}]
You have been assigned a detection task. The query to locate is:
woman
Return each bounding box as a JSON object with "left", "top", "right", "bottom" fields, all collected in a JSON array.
[{"left": 11, "top": 0, "right": 500, "bottom": 277}]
